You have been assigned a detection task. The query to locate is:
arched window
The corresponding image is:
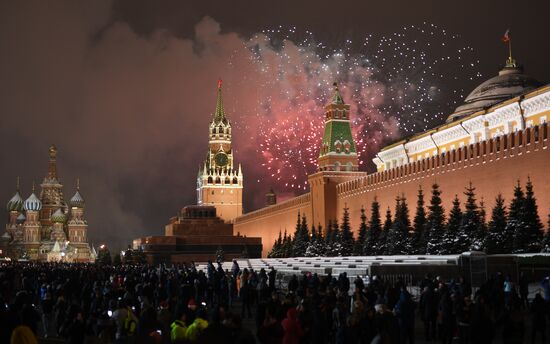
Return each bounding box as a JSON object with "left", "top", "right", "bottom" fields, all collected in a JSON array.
[
  {"left": 225, "top": 177, "right": 230, "bottom": 184},
  {"left": 215, "top": 177, "right": 221, "bottom": 184},
  {"left": 343, "top": 140, "right": 351, "bottom": 153},
  {"left": 233, "top": 177, "right": 238, "bottom": 184},
  {"left": 207, "top": 176, "right": 213, "bottom": 184},
  {"left": 334, "top": 161, "right": 341, "bottom": 171},
  {"left": 346, "top": 162, "right": 353, "bottom": 171},
  {"left": 334, "top": 140, "right": 342, "bottom": 153}
]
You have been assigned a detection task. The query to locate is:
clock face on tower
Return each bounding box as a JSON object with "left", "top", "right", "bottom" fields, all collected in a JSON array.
[{"left": 214, "top": 152, "right": 228, "bottom": 167}]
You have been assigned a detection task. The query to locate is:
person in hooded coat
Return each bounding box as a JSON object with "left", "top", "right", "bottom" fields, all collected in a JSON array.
[{"left": 282, "top": 307, "right": 303, "bottom": 344}]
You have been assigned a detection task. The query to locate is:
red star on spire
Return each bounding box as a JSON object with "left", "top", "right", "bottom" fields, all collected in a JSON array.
[{"left": 217, "top": 79, "right": 223, "bottom": 89}]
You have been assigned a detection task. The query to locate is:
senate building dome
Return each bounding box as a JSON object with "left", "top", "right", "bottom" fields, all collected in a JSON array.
[{"left": 446, "top": 61, "right": 543, "bottom": 123}]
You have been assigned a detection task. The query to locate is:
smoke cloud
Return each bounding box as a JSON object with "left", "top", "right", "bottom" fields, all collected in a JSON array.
[{"left": 0, "top": 1, "right": 427, "bottom": 249}]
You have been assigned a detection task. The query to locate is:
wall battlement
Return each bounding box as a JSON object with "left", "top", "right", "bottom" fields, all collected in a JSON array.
[
  {"left": 236, "top": 123, "right": 550, "bottom": 257},
  {"left": 236, "top": 193, "right": 310, "bottom": 224},
  {"left": 338, "top": 124, "right": 549, "bottom": 198}
]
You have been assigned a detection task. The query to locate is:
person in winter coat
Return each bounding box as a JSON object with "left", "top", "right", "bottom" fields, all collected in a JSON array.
[
  {"left": 394, "top": 288, "right": 416, "bottom": 344},
  {"left": 419, "top": 286, "right": 438, "bottom": 342},
  {"left": 185, "top": 309, "right": 208, "bottom": 342},
  {"left": 530, "top": 293, "right": 547, "bottom": 343},
  {"left": 282, "top": 307, "right": 303, "bottom": 344},
  {"left": 437, "top": 285, "right": 455, "bottom": 344},
  {"left": 170, "top": 309, "right": 187, "bottom": 343}
]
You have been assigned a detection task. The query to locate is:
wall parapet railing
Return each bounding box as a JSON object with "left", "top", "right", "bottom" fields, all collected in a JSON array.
[
  {"left": 236, "top": 192, "right": 311, "bottom": 223},
  {"left": 337, "top": 123, "right": 548, "bottom": 197}
]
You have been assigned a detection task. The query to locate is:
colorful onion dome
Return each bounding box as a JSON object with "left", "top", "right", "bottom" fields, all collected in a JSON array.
[
  {"left": 24, "top": 182, "right": 42, "bottom": 211},
  {"left": 7, "top": 177, "right": 23, "bottom": 212},
  {"left": 17, "top": 213, "right": 26, "bottom": 224},
  {"left": 70, "top": 179, "right": 85, "bottom": 208},
  {"left": 51, "top": 208, "right": 66, "bottom": 223},
  {"left": 70, "top": 190, "right": 85, "bottom": 208},
  {"left": 7, "top": 190, "right": 23, "bottom": 212}
]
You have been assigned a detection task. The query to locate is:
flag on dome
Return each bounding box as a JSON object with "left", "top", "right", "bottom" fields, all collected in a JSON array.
[{"left": 501, "top": 29, "right": 510, "bottom": 43}]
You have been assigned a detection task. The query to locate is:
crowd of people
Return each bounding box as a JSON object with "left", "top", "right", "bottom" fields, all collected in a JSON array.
[{"left": 0, "top": 260, "right": 549, "bottom": 344}]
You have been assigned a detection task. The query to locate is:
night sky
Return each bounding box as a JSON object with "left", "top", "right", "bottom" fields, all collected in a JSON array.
[{"left": 1, "top": 0, "right": 549, "bottom": 250}]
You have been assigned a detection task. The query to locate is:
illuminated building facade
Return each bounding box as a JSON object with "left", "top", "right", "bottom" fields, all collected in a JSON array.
[
  {"left": 1, "top": 146, "right": 96, "bottom": 262},
  {"left": 234, "top": 57, "right": 550, "bottom": 256},
  {"left": 196, "top": 80, "right": 243, "bottom": 223}
]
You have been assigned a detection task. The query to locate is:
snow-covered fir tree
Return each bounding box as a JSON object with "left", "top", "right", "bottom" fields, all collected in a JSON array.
[
  {"left": 380, "top": 207, "right": 392, "bottom": 255},
  {"left": 340, "top": 206, "right": 355, "bottom": 256},
  {"left": 386, "top": 196, "right": 412, "bottom": 254},
  {"left": 305, "top": 225, "right": 318, "bottom": 257},
  {"left": 325, "top": 220, "right": 334, "bottom": 256},
  {"left": 514, "top": 178, "right": 543, "bottom": 252},
  {"left": 365, "top": 198, "right": 382, "bottom": 255},
  {"left": 484, "top": 194, "right": 508, "bottom": 254},
  {"left": 443, "top": 195, "right": 462, "bottom": 254},
  {"left": 306, "top": 224, "right": 325, "bottom": 256},
  {"left": 507, "top": 181, "right": 526, "bottom": 253},
  {"left": 354, "top": 207, "right": 368, "bottom": 256},
  {"left": 282, "top": 229, "right": 293, "bottom": 258},
  {"left": 479, "top": 197, "right": 488, "bottom": 233},
  {"left": 331, "top": 220, "right": 343, "bottom": 256},
  {"left": 292, "top": 213, "right": 309, "bottom": 257},
  {"left": 268, "top": 230, "right": 284, "bottom": 258},
  {"left": 426, "top": 183, "right": 446, "bottom": 255},
  {"left": 411, "top": 186, "right": 427, "bottom": 254},
  {"left": 458, "top": 182, "right": 483, "bottom": 251}
]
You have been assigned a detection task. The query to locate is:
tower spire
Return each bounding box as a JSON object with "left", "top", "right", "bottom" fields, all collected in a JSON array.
[
  {"left": 76, "top": 178, "right": 80, "bottom": 190},
  {"left": 16, "top": 176, "right": 20, "bottom": 191},
  {"left": 214, "top": 79, "right": 225, "bottom": 122},
  {"left": 48, "top": 144, "right": 58, "bottom": 179}
]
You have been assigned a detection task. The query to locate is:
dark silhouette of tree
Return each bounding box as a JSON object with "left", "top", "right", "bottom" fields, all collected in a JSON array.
[
  {"left": 411, "top": 186, "right": 427, "bottom": 254},
  {"left": 387, "top": 196, "right": 412, "bottom": 255},
  {"left": 459, "top": 182, "right": 483, "bottom": 251},
  {"left": 331, "top": 220, "right": 343, "bottom": 256},
  {"left": 485, "top": 194, "right": 508, "bottom": 254},
  {"left": 444, "top": 195, "right": 462, "bottom": 254},
  {"left": 365, "top": 198, "right": 382, "bottom": 255},
  {"left": 97, "top": 246, "right": 112, "bottom": 265},
  {"left": 268, "top": 230, "right": 283, "bottom": 258},
  {"left": 380, "top": 207, "right": 392, "bottom": 255},
  {"left": 426, "top": 183, "right": 446, "bottom": 255},
  {"left": 282, "top": 229, "right": 292, "bottom": 258},
  {"left": 340, "top": 206, "right": 355, "bottom": 256},
  {"left": 354, "top": 207, "right": 368, "bottom": 256},
  {"left": 514, "top": 177, "right": 543, "bottom": 252},
  {"left": 292, "top": 213, "right": 309, "bottom": 257},
  {"left": 507, "top": 181, "right": 526, "bottom": 254}
]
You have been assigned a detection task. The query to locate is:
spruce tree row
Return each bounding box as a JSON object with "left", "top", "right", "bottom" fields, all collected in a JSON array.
[{"left": 267, "top": 178, "right": 548, "bottom": 258}]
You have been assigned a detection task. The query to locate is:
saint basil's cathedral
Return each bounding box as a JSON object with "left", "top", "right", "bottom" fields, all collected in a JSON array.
[{"left": 1, "top": 145, "right": 96, "bottom": 262}]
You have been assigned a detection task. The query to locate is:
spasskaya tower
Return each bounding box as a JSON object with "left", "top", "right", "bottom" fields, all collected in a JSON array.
[{"left": 196, "top": 80, "right": 243, "bottom": 223}]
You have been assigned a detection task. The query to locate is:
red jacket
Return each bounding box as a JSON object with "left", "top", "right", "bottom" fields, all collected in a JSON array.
[{"left": 281, "top": 308, "right": 303, "bottom": 344}]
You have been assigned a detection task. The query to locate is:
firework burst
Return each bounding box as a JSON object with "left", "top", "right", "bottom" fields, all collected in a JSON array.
[{"left": 229, "top": 23, "right": 482, "bottom": 195}]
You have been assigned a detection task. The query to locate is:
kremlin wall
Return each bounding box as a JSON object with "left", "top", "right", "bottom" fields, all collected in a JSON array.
[{"left": 234, "top": 59, "right": 550, "bottom": 257}]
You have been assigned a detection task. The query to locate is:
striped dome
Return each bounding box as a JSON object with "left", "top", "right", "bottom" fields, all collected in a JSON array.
[
  {"left": 7, "top": 191, "right": 23, "bottom": 212},
  {"left": 70, "top": 190, "right": 85, "bottom": 208},
  {"left": 51, "top": 208, "right": 66, "bottom": 223},
  {"left": 23, "top": 192, "right": 42, "bottom": 211}
]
